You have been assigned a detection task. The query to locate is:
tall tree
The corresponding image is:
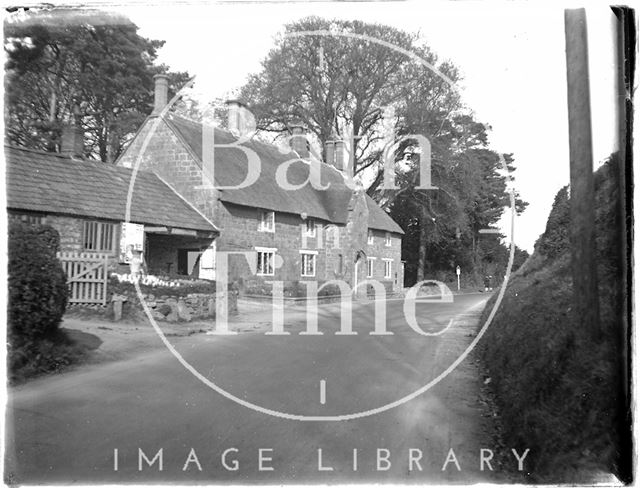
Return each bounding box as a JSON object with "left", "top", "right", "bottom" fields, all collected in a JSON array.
[
  {"left": 240, "top": 16, "right": 460, "bottom": 179},
  {"left": 238, "top": 15, "right": 528, "bottom": 285},
  {"left": 5, "top": 8, "right": 189, "bottom": 162}
]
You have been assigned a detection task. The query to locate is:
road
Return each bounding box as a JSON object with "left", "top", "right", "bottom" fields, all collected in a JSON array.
[{"left": 5, "top": 293, "right": 506, "bottom": 484}]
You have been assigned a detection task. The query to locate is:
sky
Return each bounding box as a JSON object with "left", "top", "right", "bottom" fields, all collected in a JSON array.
[{"left": 113, "top": 1, "right": 620, "bottom": 253}]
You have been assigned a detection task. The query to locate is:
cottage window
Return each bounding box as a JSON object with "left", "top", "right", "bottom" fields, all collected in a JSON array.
[
  {"left": 383, "top": 259, "right": 393, "bottom": 279},
  {"left": 300, "top": 250, "right": 317, "bottom": 277},
  {"left": 305, "top": 219, "right": 316, "bottom": 237},
  {"left": 367, "top": 257, "right": 376, "bottom": 278},
  {"left": 259, "top": 211, "right": 275, "bottom": 232},
  {"left": 367, "top": 229, "right": 374, "bottom": 245},
  {"left": 83, "top": 221, "right": 116, "bottom": 252},
  {"left": 256, "top": 248, "right": 276, "bottom": 276},
  {"left": 385, "top": 232, "right": 392, "bottom": 247}
]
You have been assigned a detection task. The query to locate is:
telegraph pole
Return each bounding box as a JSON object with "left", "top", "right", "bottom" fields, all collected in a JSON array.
[{"left": 564, "top": 8, "right": 601, "bottom": 337}]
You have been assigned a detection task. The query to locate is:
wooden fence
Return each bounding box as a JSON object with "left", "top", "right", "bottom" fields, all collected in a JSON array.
[{"left": 57, "top": 252, "right": 110, "bottom": 305}]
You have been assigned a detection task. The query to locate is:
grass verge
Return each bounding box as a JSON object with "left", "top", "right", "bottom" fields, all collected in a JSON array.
[{"left": 8, "top": 329, "right": 98, "bottom": 385}]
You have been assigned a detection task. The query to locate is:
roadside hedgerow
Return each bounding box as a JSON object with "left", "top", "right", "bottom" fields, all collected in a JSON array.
[{"left": 477, "top": 155, "right": 627, "bottom": 482}]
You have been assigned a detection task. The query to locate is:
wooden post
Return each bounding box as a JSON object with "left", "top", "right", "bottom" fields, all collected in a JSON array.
[
  {"left": 612, "top": 7, "right": 633, "bottom": 482},
  {"left": 564, "top": 9, "right": 600, "bottom": 336}
]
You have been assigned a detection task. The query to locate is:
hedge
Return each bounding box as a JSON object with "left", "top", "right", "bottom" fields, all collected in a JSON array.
[{"left": 8, "top": 222, "right": 69, "bottom": 346}]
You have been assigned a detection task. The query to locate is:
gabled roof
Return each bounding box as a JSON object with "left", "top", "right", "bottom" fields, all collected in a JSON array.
[
  {"left": 164, "top": 115, "right": 404, "bottom": 234},
  {"left": 5, "top": 145, "right": 218, "bottom": 233}
]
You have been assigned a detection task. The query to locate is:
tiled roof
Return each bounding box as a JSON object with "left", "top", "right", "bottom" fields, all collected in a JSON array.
[
  {"left": 365, "top": 196, "right": 403, "bottom": 235},
  {"left": 5, "top": 145, "right": 217, "bottom": 233},
  {"left": 165, "top": 115, "right": 404, "bottom": 234}
]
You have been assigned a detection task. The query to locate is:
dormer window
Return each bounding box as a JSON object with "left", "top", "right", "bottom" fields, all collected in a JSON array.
[{"left": 259, "top": 211, "right": 275, "bottom": 232}]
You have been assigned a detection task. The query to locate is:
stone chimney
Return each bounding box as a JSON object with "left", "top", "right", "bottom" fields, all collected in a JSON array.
[
  {"left": 60, "top": 124, "right": 84, "bottom": 158},
  {"left": 152, "top": 74, "right": 169, "bottom": 115},
  {"left": 334, "top": 139, "right": 347, "bottom": 171},
  {"left": 324, "top": 132, "right": 348, "bottom": 171},
  {"left": 225, "top": 99, "right": 248, "bottom": 136},
  {"left": 290, "top": 123, "right": 309, "bottom": 159},
  {"left": 61, "top": 103, "right": 84, "bottom": 158},
  {"left": 324, "top": 140, "right": 335, "bottom": 167}
]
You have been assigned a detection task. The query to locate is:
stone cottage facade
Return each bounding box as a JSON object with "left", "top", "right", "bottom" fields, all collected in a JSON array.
[{"left": 117, "top": 75, "right": 405, "bottom": 293}]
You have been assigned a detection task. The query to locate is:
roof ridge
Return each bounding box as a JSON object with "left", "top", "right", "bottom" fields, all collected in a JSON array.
[
  {"left": 166, "top": 115, "right": 361, "bottom": 181},
  {"left": 6, "top": 144, "right": 165, "bottom": 179},
  {"left": 167, "top": 113, "right": 300, "bottom": 159}
]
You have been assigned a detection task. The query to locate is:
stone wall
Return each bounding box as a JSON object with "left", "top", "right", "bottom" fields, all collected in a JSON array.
[
  {"left": 215, "top": 200, "right": 403, "bottom": 293},
  {"left": 143, "top": 291, "right": 237, "bottom": 322},
  {"left": 117, "top": 117, "right": 220, "bottom": 222},
  {"left": 215, "top": 201, "right": 357, "bottom": 289},
  {"left": 46, "top": 214, "right": 84, "bottom": 253},
  {"left": 110, "top": 286, "right": 238, "bottom": 322}
]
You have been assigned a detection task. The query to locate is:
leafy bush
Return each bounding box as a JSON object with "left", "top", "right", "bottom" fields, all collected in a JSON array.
[{"left": 8, "top": 222, "right": 69, "bottom": 346}]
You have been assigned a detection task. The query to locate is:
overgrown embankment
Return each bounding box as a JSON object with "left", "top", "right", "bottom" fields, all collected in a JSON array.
[{"left": 477, "top": 155, "right": 628, "bottom": 483}]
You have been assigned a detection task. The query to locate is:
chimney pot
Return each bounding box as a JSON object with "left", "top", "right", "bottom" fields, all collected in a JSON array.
[{"left": 153, "top": 74, "right": 169, "bottom": 115}]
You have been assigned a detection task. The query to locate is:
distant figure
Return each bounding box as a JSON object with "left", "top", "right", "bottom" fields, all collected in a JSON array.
[
  {"left": 483, "top": 275, "right": 492, "bottom": 292},
  {"left": 127, "top": 245, "right": 146, "bottom": 282}
]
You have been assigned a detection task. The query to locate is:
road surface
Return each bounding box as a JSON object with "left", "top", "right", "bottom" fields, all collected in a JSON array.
[{"left": 5, "top": 293, "right": 509, "bottom": 484}]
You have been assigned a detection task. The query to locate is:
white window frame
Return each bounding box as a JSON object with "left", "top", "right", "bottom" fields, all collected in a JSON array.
[
  {"left": 383, "top": 258, "right": 393, "bottom": 279},
  {"left": 255, "top": 247, "right": 277, "bottom": 276},
  {"left": 305, "top": 219, "right": 316, "bottom": 237},
  {"left": 367, "top": 257, "right": 376, "bottom": 278},
  {"left": 258, "top": 211, "right": 275, "bottom": 232},
  {"left": 367, "top": 229, "right": 374, "bottom": 245},
  {"left": 299, "top": 250, "right": 318, "bottom": 277},
  {"left": 385, "top": 232, "right": 392, "bottom": 247}
]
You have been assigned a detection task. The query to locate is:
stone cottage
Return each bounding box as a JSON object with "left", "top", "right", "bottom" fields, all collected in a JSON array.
[
  {"left": 117, "top": 75, "right": 405, "bottom": 293},
  {"left": 6, "top": 144, "right": 219, "bottom": 277}
]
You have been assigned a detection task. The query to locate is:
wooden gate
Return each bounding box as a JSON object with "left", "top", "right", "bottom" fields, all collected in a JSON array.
[{"left": 57, "top": 252, "right": 110, "bottom": 305}]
